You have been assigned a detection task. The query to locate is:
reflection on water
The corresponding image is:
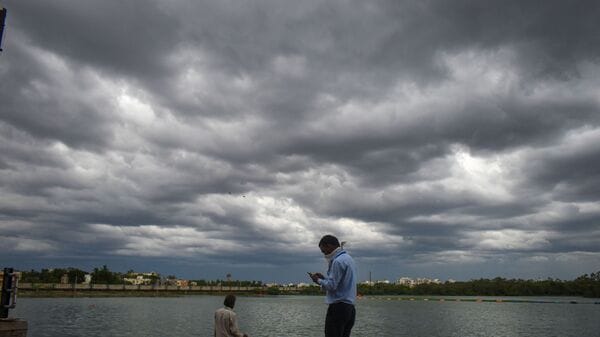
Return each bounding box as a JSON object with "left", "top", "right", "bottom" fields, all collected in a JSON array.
[{"left": 12, "top": 295, "right": 600, "bottom": 337}]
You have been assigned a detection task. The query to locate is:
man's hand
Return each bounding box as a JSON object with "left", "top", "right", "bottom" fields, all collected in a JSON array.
[{"left": 309, "top": 272, "right": 324, "bottom": 284}]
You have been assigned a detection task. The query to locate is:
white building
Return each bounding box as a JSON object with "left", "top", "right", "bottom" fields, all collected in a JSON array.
[
  {"left": 83, "top": 274, "right": 92, "bottom": 284},
  {"left": 361, "top": 280, "right": 391, "bottom": 286},
  {"left": 397, "top": 277, "right": 415, "bottom": 287},
  {"left": 396, "top": 277, "right": 442, "bottom": 287},
  {"left": 123, "top": 272, "right": 159, "bottom": 285}
]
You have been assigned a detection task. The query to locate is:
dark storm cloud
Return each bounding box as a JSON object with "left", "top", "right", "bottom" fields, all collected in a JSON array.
[
  {"left": 524, "top": 132, "right": 600, "bottom": 203},
  {"left": 1, "top": 0, "right": 600, "bottom": 282},
  {"left": 9, "top": 1, "right": 179, "bottom": 79},
  {"left": 0, "top": 123, "right": 71, "bottom": 169},
  {"left": 0, "top": 40, "right": 115, "bottom": 150},
  {"left": 378, "top": 0, "right": 600, "bottom": 76}
]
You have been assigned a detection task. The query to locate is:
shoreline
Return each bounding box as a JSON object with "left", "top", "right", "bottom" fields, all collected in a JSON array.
[
  {"left": 17, "top": 289, "right": 277, "bottom": 298},
  {"left": 17, "top": 290, "right": 600, "bottom": 304}
]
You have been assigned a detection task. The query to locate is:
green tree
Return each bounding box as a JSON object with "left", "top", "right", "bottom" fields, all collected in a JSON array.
[
  {"left": 67, "top": 268, "right": 88, "bottom": 284},
  {"left": 91, "top": 265, "right": 121, "bottom": 284}
]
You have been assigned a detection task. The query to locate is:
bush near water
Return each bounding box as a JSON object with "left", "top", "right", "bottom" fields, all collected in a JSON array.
[{"left": 354, "top": 272, "right": 600, "bottom": 298}]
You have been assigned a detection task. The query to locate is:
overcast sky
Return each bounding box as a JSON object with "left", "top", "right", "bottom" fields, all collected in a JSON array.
[{"left": 1, "top": 0, "right": 599, "bottom": 283}]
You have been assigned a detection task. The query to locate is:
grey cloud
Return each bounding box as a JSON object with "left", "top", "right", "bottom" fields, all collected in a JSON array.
[
  {"left": 9, "top": 1, "right": 179, "bottom": 80},
  {"left": 0, "top": 43, "right": 115, "bottom": 150},
  {"left": 0, "top": 123, "right": 71, "bottom": 169},
  {"left": 2, "top": 0, "right": 600, "bottom": 282},
  {"left": 525, "top": 138, "right": 600, "bottom": 203},
  {"left": 375, "top": 0, "right": 600, "bottom": 80}
]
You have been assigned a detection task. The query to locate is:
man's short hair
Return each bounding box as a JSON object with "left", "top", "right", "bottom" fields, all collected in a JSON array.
[
  {"left": 224, "top": 294, "right": 236, "bottom": 308},
  {"left": 319, "top": 235, "right": 340, "bottom": 247}
]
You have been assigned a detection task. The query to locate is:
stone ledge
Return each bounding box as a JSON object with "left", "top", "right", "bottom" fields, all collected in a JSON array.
[{"left": 0, "top": 319, "right": 28, "bottom": 337}]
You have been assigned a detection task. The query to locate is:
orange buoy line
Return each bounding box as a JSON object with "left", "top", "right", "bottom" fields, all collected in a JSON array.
[{"left": 361, "top": 296, "right": 596, "bottom": 304}]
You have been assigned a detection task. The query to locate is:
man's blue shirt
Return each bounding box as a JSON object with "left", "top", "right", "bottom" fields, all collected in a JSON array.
[{"left": 318, "top": 249, "right": 357, "bottom": 305}]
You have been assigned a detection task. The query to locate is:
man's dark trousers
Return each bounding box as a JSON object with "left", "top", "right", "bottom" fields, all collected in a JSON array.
[{"left": 325, "top": 302, "right": 355, "bottom": 337}]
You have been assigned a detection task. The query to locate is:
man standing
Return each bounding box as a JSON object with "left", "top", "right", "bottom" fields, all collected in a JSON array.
[
  {"left": 309, "top": 235, "right": 358, "bottom": 337},
  {"left": 214, "top": 294, "right": 249, "bottom": 337}
]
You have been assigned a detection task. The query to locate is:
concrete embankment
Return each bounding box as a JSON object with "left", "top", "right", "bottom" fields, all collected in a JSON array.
[
  {"left": 17, "top": 283, "right": 299, "bottom": 297},
  {"left": 19, "top": 282, "right": 263, "bottom": 291},
  {"left": 0, "top": 319, "right": 27, "bottom": 337}
]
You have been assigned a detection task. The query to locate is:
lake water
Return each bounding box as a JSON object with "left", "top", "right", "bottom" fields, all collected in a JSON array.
[{"left": 11, "top": 295, "right": 600, "bottom": 337}]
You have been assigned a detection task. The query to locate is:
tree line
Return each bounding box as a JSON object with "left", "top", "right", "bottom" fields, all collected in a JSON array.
[
  {"left": 17, "top": 265, "right": 261, "bottom": 287},
  {"left": 354, "top": 272, "right": 600, "bottom": 298},
  {"left": 19, "top": 265, "right": 138, "bottom": 285},
  {"left": 295, "top": 271, "right": 600, "bottom": 298}
]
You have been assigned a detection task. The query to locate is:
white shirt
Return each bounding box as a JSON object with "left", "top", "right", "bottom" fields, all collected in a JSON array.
[{"left": 214, "top": 306, "right": 245, "bottom": 337}]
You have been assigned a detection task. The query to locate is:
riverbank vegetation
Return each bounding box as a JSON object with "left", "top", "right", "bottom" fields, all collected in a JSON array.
[
  {"left": 17, "top": 266, "right": 262, "bottom": 287},
  {"left": 267, "top": 272, "right": 600, "bottom": 298},
  {"left": 355, "top": 272, "right": 600, "bottom": 298},
  {"left": 15, "top": 267, "right": 600, "bottom": 298}
]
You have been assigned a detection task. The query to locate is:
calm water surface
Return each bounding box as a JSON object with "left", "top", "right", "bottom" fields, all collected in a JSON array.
[{"left": 12, "top": 295, "right": 600, "bottom": 337}]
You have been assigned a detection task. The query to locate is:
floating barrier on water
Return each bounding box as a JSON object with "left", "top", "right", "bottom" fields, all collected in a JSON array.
[{"left": 363, "top": 297, "right": 598, "bottom": 305}]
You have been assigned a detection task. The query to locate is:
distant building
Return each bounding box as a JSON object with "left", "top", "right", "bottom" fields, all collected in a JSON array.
[
  {"left": 175, "top": 279, "right": 189, "bottom": 287},
  {"left": 361, "top": 280, "right": 390, "bottom": 286},
  {"left": 396, "top": 277, "right": 442, "bottom": 287},
  {"left": 361, "top": 280, "right": 391, "bottom": 286},
  {"left": 124, "top": 275, "right": 151, "bottom": 285},
  {"left": 83, "top": 274, "right": 92, "bottom": 284},
  {"left": 60, "top": 274, "right": 69, "bottom": 284},
  {"left": 397, "top": 277, "right": 414, "bottom": 287},
  {"left": 0, "top": 271, "right": 22, "bottom": 288},
  {"left": 123, "top": 272, "right": 159, "bottom": 285}
]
